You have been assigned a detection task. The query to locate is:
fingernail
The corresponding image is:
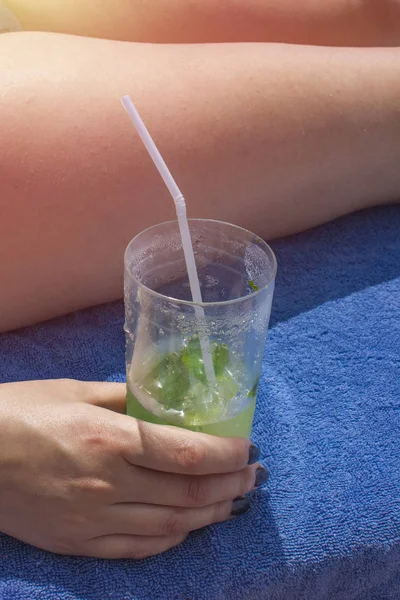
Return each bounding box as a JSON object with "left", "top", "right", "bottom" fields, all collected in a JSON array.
[
  {"left": 248, "top": 444, "right": 261, "bottom": 465},
  {"left": 231, "top": 497, "right": 250, "bottom": 517},
  {"left": 255, "top": 465, "right": 269, "bottom": 487}
]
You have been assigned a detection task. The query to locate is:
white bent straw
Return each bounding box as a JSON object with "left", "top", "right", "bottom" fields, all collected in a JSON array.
[{"left": 121, "top": 95, "right": 216, "bottom": 385}]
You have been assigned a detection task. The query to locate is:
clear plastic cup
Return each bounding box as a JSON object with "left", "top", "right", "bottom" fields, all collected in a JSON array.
[{"left": 124, "top": 219, "right": 277, "bottom": 438}]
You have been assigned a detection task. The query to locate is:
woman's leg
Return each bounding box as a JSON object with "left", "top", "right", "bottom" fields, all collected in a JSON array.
[
  {"left": 1, "top": 32, "right": 400, "bottom": 330},
  {"left": 6, "top": 0, "right": 400, "bottom": 46}
]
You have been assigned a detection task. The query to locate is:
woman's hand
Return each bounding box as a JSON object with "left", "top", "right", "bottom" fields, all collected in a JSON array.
[{"left": 0, "top": 379, "right": 265, "bottom": 559}]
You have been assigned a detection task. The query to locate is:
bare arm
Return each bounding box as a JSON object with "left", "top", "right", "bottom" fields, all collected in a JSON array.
[
  {"left": 6, "top": 0, "right": 400, "bottom": 46},
  {"left": 1, "top": 32, "right": 399, "bottom": 331}
]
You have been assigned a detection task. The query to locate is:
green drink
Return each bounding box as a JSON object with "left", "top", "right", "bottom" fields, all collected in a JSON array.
[
  {"left": 127, "top": 389, "right": 256, "bottom": 437},
  {"left": 124, "top": 219, "right": 276, "bottom": 439},
  {"left": 127, "top": 338, "right": 259, "bottom": 437}
]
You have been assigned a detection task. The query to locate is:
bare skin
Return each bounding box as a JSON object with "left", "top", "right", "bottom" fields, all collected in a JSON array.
[
  {"left": 6, "top": 0, "right": 400, "bottom": 46},
  {"left": 1, "top": 3, "right": 400, "bottom": 560},
  {"left": 0, "top": 380, "right": 263, "bottom": 558},
  {"left": 1, "top": 33, "right": 400, "bottom": 330}
]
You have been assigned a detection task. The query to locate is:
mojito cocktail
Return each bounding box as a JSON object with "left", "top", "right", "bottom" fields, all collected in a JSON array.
[{"left": 124, "top": 219, "right": 276, "bottom": 438}]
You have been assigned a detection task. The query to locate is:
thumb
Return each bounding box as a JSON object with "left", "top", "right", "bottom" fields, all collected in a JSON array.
[{"left": 79, "top": 381, "right": 127, "bottom": 414}]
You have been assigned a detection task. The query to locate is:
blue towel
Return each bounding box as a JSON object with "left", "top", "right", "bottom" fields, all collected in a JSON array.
[{"left": 0, "top": 205, "right": 399, "bottom": 600}]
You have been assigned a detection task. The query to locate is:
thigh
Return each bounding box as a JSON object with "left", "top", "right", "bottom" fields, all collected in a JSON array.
[
  {"left": 5, "top": 0, "right": 399, "bottom": 46},
  {"left": 1, "top": 32, "right": 399, "bottom": 330}
]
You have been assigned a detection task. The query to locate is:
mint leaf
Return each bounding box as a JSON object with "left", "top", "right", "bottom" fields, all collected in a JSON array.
[
  {"left": 247, "top": 375, "right": 260, "bottom": 399},
  {"left": 248, "top": 279, "right": 259, "bottom": 292},
  {"left": 212, "top": 343, "right": 229, "bottom": 376},
  {"left": 143, "top": 352, "right": 190, "bottom": 410}
]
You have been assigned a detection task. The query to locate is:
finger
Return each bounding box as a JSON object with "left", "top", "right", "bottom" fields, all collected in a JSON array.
[
  {"left": 106, "top": 498, "right": 249, "bottom": 537},
  {"left": 117, "top": 416, "right": 260, "bottom": 475},
  {"left": 79, "top": 381, "right": 127, "bottom": 414},
  {"left": 86, "top": 533, "right": 187, "bottom": 560},
  {"left": 119, "top": 463, "right": 259, "bottom": 507}
]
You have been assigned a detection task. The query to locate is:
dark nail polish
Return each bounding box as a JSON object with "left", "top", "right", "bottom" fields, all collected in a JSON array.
[
  {"left": 248, "top": 444, "right": 261, "bottom": 465},
  {"left": 231, "top": 497, "right": 250, "bottom": 517},
  {"left": 255, "top": 465, "right": 269, "bottom": 487}
]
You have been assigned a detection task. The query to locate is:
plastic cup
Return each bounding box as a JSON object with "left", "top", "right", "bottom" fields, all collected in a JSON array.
[{"left": 124, "top": 219, "right": 277, "bottom": 438}]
